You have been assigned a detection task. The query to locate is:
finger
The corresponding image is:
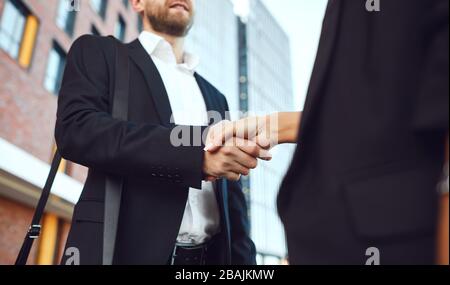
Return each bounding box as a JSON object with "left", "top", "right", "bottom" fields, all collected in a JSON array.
[
  {"left": 205, "top": 121, "right": 235, "bottom": 152},
  {"left": 255, "top": 133, "right": 273, "bottom": 150},
  {"left": 205, "top": 176, "right": 218, "bottom": 182},
  {"left": 227, "top": 160, "right": 251, "bottom": 176},
  {"left": 234, "top": 137, "right": 272, "bottom": 161},
  {"left": 224, "top": 172, "right": 242, "bottom": 182},
  {"left": 227, "top": 145, "right": 259, "bottom": 170}
]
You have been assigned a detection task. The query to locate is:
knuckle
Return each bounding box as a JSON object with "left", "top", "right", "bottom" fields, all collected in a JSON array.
[{"left": 222, "top": 147, "right": 232, "bottom": 155}]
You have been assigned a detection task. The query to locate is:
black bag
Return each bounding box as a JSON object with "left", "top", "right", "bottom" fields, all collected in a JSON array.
[{"left": 15, "top": 37, "right": 130, "bottom": 265}]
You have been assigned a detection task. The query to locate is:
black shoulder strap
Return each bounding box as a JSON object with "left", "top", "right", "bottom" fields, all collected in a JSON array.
[
  {"left": 103, "top": 39, "right": 129, "bottom": 265},
  {"left": 15, "top": 152, "right": 62, "bottom": 265},
  {"left": 15, "top": 38, "right": 130, "bottom": 265}
]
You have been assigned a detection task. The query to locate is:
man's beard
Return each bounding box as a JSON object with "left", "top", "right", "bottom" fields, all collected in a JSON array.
[{"left": 146, "top": 6, "right": 194, "bottom": 37}]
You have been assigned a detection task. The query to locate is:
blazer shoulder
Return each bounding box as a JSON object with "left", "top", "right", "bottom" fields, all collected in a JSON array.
[{"left": 69, "top": 35, "right": 117, "bottom": 59}]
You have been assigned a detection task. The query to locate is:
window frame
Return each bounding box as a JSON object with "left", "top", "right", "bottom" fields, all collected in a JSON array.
[
  {"left": 43, "top": 41, "right": 67, "bottom": 95},
  {"left": 55, "top": 0, "right": 77, "bottom": 37},
  {"left": 0, "top": 0, "right": 39, "bottom": 69}
]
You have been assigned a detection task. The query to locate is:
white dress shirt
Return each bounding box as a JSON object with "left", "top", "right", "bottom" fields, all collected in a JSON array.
[{"left": 138, "top": 31, "right": 220, "bottom": 245}]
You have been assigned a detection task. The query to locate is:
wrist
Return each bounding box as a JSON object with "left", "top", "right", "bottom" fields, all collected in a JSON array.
[{"left": 276, "top": 112, "right": 300, "bottom": 144}]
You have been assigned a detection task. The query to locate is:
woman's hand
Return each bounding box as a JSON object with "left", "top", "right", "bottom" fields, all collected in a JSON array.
[{"left": 205, "top": 112, "right": 301, "bottom": 154}]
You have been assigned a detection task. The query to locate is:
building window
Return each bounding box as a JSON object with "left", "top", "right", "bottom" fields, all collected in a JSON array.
[
  {"left": 115, "top": 15, "right": 126, "bottom": 41},
  {"left": 0, "top": 0, "right": 39, "bottom": 68},
  {"left": 122, "top": 0, "right": 129, "bottom": 9},
  {"left": 137, "top": 16, "right": 143, "bottom": 32},
  {"left": 36, "top": 213, "right": 59, "bottom": 265},
  {"left": 90, "top": 0, "right": 107, "bottom": 19},
  {"left": 91, "top": 25, "right": 100, "bottom": 36},
  {"left": 44, "top": 42, "right": 66, "bottom": 95},
  {"left": 56, "top": 0, "right": 76, "bottom": 37}
]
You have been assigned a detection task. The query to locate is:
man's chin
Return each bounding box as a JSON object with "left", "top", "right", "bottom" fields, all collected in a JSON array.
[
  {"left": 168, "top": 8, "right": 191, "bottom": 19},
  {"left": 166, "top": 19, "right": 191, "bottom": 31}
]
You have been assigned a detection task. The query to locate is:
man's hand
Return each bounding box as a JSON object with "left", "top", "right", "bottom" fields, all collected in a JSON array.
[{"left": 203, "top": 137, "right": 269, "bottom": 181}]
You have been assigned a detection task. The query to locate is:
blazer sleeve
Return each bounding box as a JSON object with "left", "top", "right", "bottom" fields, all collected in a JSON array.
[
  {"left": 55, "top": 35, "right": 205, "bottom": 189},
  {"left": 413, "top": 0, "right": 449, "bottom": 132}
]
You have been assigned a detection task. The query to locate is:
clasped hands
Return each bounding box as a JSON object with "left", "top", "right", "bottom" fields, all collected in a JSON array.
[{"left": 202, "top": 115, "right": 278, "bottom": 182}]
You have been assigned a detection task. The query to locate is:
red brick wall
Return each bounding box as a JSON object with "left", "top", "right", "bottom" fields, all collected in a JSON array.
[
  {"left": 0, "top": 196, "right": 39, "bottom": 265},
  {"left": 0, "top": 0, "right": 140, "bottom": 183},
  {"left": 0, "top": 0, "right": 141, "bottom": 264}
]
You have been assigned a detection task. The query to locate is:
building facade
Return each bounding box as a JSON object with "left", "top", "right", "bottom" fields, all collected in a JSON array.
[
  {"left": 244, "top": 0, "right": 295, "bottom": 265},
  {"left": 0, "top": 0, "right": 140, "bottom": 265},
  {"left": 185, "top": 0, "right": 239, "bottom": 114}
]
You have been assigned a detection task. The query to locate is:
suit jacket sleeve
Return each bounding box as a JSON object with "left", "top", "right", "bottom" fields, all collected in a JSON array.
[
  {"left": 413, "top": 0, "right": 449, "bottom": 132},
  {"left": 221, "top": 96, "right": 257, "bottom": 265},
  {"left": 55, "top": 35, "right": 205, "bottom": 189}
]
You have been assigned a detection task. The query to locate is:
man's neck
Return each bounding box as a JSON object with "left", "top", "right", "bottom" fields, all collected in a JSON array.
[{"left": 144, "top": 28, "right": 185, "bottom": 64}]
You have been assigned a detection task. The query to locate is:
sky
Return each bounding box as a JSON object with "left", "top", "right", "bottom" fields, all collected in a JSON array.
[{"left": 233, "top": 0, "right": 329, "bottom": 110}]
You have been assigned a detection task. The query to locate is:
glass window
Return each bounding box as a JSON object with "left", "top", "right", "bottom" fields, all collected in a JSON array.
[
  {"left": 90, "top": 0, "right": 107, "bottom": 19},
  {"left": 56, "top": 0, "right": 76, "bottom": 36},
  {"left": 115, "top": 15, "right": 126, "bottom": 41},
  {"left": 0, "top": 0, "right": 26, "bottom": 59},
  {"left": 44, "top": 42, "right": 66, "bottom": 95},
  {"left": 0, "top": 0, "right": 39, "bottom": 68},
  {"left": 122, "top": 0, "right": 129, "bottom": 9},
  {"left": 137, "top": 15, "right": 143, "bottom": 32}
]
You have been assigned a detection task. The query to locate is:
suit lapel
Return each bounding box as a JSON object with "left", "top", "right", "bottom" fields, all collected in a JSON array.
[
  {"left": 300, "top": 0, "right": 342, "bottom": 136},
  {"left": 128, "top": 40, "right": 174, "bottom": 128},
  {"left": 194, "top": 73, "right": 224, "bottom": 119},
  {"left": 195, "top": 74, "right": 231, "bottom": 263}
]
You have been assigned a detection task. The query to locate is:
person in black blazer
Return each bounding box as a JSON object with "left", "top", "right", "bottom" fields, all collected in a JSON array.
[
  {"left": 207, "top": 0, "right": 449, "bottom": 265},
  {"left": 56, "top": 0, "right": 263, "bottom": 265}
]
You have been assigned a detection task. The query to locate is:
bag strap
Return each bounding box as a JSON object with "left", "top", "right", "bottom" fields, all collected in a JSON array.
[
  {"left": 15, "top": 38, "right": 130, "bottom": 265},
  {"left": 103, "top": 39, "right": 129, "bottom": 265},
  {"left": 15, "top": 152, "right": 62, "bottom": 265}
]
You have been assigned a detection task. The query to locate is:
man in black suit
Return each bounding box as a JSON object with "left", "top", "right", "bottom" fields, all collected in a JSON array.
[
  {"left": 57, "top": 0, "right": 262, "bottom": 265},
  {"left": 278, "top": 0, "right": 449, "bottom": 264}
]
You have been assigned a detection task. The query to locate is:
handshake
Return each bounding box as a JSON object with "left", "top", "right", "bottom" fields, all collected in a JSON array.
[
  {"left": 202, "top": 112, "right": 300, "bottom": 181},
  {"left": 202, "top": 115, "right": 273, "bottom": 182}
]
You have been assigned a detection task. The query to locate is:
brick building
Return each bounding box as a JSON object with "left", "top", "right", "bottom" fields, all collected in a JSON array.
[
  {"left": 0, "top": 0, "right": 141, "bottom": 265},
  {"left": 0, "top": 0, "right": 295, "bottom": 266}
]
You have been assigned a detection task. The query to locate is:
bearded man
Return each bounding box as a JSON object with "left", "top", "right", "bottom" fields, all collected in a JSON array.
[{"left": 57, "top": 0, "right": 260, "bottom": 265}]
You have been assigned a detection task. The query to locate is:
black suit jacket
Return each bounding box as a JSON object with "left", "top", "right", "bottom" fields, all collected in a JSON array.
[
  {"left": 279, "top": 0, "right": 449, "bottom": 265},
  {"left": 56, "top": 35, "right": 256, "bottom": 265}
]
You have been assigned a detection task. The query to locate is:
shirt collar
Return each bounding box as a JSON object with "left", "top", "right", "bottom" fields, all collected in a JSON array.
[{"left": 138, "top": 31, "right": 199, "bottom": 74}]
